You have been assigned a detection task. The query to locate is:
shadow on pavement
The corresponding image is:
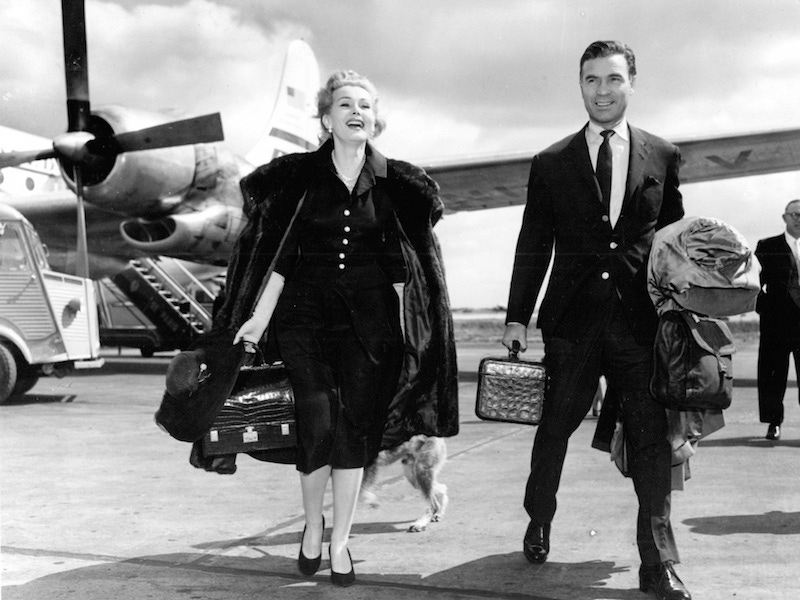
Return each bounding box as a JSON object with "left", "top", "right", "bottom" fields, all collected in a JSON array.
[
  {"left": 699, "top": 436, "right": 800, "bottom": 449},
  {"left": 1, "top": 550, "right": 649, "bottom": 600},
  {"left": 684, "top": 510, "right": 800, "bottom": 536}
]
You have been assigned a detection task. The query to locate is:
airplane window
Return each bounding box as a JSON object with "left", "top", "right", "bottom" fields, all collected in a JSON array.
[
  {"left": 0, "top": 226, "right": 30, "bottom": 272},
  {"left": 0, "top": 172, "right": 4, "bottom": 184},
  {"left": 26, "top": 177, "right": 34, "bottom": 191}
]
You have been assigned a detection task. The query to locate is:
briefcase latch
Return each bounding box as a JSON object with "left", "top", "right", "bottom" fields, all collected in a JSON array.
[{"left": 243, "top": 426, "right": 259, "bottom": 443}]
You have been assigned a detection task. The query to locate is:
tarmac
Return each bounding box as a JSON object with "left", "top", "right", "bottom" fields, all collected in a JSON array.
[{"left": 1, "top": 333, "right": 799, "bottom": 600}]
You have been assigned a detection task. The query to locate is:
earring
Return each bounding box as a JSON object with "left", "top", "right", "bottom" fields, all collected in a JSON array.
[{"left": 326, "top": 127, "right": 332, "bottom": 133}]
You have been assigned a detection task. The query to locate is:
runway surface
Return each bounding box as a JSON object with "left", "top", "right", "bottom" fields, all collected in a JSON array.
[{"left": 2, "top": 337, "right": 799, "bottom": 599}]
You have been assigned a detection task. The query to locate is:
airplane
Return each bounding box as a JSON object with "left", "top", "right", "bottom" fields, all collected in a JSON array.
[
  {"left": 2, "top": 0, "right": 800, "bottom": 283},
  {"left": 0, "top": 0, "right": 319, "bottom": 280}
]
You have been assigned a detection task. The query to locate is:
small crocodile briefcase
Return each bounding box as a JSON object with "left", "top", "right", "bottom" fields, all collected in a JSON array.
[{"left": 475, "top": 343, "right": 546, "bottom": 426}]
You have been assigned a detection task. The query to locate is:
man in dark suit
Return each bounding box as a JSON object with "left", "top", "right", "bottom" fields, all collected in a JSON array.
[
  {"left": 754, "top": 199, "right": 800, "bottom": 441},
  {"left": 503, "top": 41, "right": 689, "bottom": 600}
]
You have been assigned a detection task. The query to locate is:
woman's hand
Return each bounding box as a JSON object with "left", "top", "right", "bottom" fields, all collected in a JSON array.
[
  {"left": 233, "top": 316, "right": 269, "bottom": 345},
  {"left": 231, "top": 272, "right": 286, "bottom": 346}
]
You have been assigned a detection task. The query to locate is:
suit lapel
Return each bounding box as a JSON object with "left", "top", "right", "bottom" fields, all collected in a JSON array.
[
  {"left": 563, "top": 126, "right": 602, "bottom": 202},
  {"left": 624, "top": 125, "right": 649, "bottom": 208}
]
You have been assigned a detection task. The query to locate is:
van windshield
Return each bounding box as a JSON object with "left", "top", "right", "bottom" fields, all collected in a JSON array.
[{"left": 0, "top": 224, "right": 30, "bottom": 272}]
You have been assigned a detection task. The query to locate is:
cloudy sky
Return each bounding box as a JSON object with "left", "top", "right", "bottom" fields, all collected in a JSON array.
[{"left": 3, "top": 0, "right": 800, "bottom": 309}]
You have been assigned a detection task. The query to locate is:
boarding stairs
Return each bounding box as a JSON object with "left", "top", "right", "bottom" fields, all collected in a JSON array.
[{"left": 99, "top": 257, "right": 219, "bottom": 355}]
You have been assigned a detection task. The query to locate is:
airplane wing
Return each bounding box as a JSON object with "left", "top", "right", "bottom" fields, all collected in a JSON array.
[
  {"left": 423, "top": 127, "right": 800, "bottom": 213},
  {"left": 422, "top": 152, "right": 532, "bottom": 213},
  {"left": 674, "top": 127, "right": 800, "bottom": 184}
]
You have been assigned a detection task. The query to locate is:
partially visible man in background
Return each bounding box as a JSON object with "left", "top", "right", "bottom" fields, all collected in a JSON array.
[{"left": 754, "top": 199, "right": 800, "bottom": 441}]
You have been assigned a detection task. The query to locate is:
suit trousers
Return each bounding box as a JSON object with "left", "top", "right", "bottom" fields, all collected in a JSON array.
[
  {"left": 524, "top": 295, "right": 678, "bottom": 565},
  {"left": 757, "top": 334, "right": 800, "bottom": 425}
]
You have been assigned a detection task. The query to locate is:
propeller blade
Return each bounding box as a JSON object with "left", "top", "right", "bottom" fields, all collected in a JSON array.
[
  {"left": 72, "top": 165, "right": 91, "bottom": 279},
  {"left": 103, "top": 113, "right": 225, "bottom": 154},
  {"left": 0, "top": 149, "right": 58, "bottom": 169},
  {"left": 61, "top": 0, "right": 90, "bottom": 132}
]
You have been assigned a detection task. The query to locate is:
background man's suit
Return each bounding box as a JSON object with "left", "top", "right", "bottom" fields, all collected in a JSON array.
[
  {"left": 506, "top": 123, "right": 684, "bottom": 565},
  {"left": 754, "top": 234, "right": 800, "bottom": 426}
]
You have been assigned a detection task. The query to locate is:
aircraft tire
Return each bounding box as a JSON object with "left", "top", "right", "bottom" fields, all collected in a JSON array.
[{"left": 0, "top": 344, "right": 18, "bottom": 404}]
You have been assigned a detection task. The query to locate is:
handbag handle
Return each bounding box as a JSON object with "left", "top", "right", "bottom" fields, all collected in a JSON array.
[
  {"left": 509, "top": 340, "right": 521, "bottom": 360},
  {"left": 242, "top": 340, "right": 267, "bottom": 367}
]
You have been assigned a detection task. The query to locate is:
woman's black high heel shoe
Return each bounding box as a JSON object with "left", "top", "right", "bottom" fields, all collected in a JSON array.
[
  {"left": 298, "top": 516, "right": 325, "bottom": 577},
  {"left": 329, "top": 547, "right": 356, "bottom": 587}
]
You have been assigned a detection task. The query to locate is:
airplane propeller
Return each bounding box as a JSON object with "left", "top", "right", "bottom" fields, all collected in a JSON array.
[{"left": 0, "top": 0, "right": 224, "bottom": 277}]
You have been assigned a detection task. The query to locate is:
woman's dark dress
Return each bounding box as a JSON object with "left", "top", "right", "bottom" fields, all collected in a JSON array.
[{"left": 272, "top": 146, "right": 405, "bottom": 473}]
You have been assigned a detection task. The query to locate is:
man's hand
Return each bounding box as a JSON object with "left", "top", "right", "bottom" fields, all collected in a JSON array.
[{"left": 502, "top": 322, "right": 528, "bottom": 352}]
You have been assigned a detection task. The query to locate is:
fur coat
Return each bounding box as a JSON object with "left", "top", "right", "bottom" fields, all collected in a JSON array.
[{"left": 213, "top": 141, "right": 459, "bottom": 452}]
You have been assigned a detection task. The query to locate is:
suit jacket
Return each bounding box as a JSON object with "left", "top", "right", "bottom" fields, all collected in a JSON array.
[
  {"left": 506, "top": 124, "right": 684, "bottom": 344},
  {"left": 755, "top": 234, "right": 800, "bottom": 341}
]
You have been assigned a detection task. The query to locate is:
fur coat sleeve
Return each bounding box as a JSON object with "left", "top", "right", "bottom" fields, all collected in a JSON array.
[{"left": 212, "top": 149, "right": 459, "bottom": 454}]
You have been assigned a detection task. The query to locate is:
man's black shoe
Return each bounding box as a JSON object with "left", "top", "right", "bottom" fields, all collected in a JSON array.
[
  {"left": 639, "top": 562, "right": 691, "bottom": 600},
  {"left": 523, "top": 521, "right": 550, "bottom": 564},
  {"left": 766, "top": 423, "right": 781, "bottom": 440}
]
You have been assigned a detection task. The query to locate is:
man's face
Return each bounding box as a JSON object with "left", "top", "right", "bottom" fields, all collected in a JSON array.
[
  {"left": 580, "top": 54, "right": 634, "bottom": 128},
  {"left": 783, "top": 202, "right": 800, "bottom": 238}
]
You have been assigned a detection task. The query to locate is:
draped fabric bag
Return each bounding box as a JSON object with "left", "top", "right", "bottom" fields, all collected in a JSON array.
[
  {"left": 475, "top": 342, "right": 546, "bottom": 425},
  {"left": 650, "top": 309, "right": 735, "bottom": 411},
  {"left": 202, "top": 353, "right": 296, "bottom": 456},
  {"left": 647, "top": 216, "right": 760, "bottom": 317}
]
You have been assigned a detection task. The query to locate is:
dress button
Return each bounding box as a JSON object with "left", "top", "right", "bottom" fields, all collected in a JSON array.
[
  {"left": 609, "top": 242, "right": 618, "bottom": 250},
  {"left": 339, "top": 253, "right": 345, "bottom": 259},
  {"left": 601, "top": 215, "right": 609, "bottom": 222},
  {"left": 601, "top": 272, "right": 610, "bottom": 280},
  {"left": 344, "top": 226, "right": 351, "bottom": 232},
  {"left": 344, "top": 209, "right": 351, "bottom": 217},
  {"left": 342, "top": 239, "right": 349, "bottom": 245},
  {"left": 338, "top": 264, "right": 345, "bottom": 270}
]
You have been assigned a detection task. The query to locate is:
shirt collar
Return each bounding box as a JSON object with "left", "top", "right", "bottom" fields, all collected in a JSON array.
[
  {"left": 785, "top": 230, "right": 800, "bottom": 248},
  {"left": 586, "top": 118, "right": 629, "bottom": 143}
]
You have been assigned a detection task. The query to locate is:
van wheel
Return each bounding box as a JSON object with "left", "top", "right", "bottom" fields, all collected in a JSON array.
[
  {"left": 0, "top": 344, "right": 18, "bottom": 404},
  {"left": 13, "top": 365, "right": 40, "bottom": 396}
]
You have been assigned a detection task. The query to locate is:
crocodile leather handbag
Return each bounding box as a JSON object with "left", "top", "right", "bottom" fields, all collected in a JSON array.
[
  {"left": 202, "top": 359, "right": 297, "bottom": 456},
  {"left": 475, "top": 343, "right": 546, "bottom": 425}
]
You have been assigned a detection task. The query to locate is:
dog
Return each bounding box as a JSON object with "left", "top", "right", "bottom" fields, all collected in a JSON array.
[{"left": 360, "top": 435, "right": 448, "bottom": 532}]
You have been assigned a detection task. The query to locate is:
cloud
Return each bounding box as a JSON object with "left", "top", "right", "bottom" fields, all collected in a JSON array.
[{"left": 3, "top": 0, "right": 800, "bottom": 307}]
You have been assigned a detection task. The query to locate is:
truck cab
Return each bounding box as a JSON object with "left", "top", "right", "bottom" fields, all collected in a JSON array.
[{"left": 0, "top": 204, "right": 102, "bottom": 403}]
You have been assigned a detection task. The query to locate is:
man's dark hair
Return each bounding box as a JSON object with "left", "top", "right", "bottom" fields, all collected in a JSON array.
[{"left": 580, "top": 40, "right": 636, "bottom": 78}]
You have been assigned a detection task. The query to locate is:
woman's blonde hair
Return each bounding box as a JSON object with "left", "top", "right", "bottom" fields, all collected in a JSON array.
[{"left": 316, "top": 70, "right": 386, "bottom": 141}]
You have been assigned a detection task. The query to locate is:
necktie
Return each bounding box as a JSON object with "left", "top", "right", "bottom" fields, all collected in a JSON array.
[{"left": 596, "top": 130, "right": 614, "bottom": 214}]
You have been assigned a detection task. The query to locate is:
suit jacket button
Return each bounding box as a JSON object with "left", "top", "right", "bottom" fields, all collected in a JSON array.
[
  {"left": 602, "top": 215, "right": 609, "bottom": 222},
  {"left": 609, "top": 242, "right": 618, "bottom": 249},
  {"left": 601, "top": 272, "right": 610, "bottom": 280}
]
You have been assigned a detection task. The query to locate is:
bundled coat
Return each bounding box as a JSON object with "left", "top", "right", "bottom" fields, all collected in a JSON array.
[
  {"left": 647, "top": 216, "right": 761, "bottom": 317},
  {"left": 211, "top": 142, "right": 459, "bottom": 455}
]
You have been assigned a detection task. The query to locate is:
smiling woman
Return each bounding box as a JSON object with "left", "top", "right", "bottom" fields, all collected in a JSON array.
[{"left": 204, "top": 68, "right": 459, "bottom": 587}]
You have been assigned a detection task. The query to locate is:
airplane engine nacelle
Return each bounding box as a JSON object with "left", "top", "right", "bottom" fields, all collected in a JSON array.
[
  {"left": 119, "top": 205, "right": 246, "bottom": 266},
  {"left": 59, "top": 105, "right": 196, "bottom": 214}
]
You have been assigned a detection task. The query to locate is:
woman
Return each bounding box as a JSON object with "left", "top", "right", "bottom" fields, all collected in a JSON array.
[{"left": 214, "top": 70, "right": 459, "bottom": 586}]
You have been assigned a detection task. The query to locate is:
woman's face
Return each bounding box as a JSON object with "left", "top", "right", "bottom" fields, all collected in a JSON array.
[{"left": 323, "top": 85, "right": 376, "bottom": 146}]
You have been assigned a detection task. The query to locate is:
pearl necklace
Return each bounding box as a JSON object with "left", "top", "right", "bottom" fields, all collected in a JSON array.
[{"left": 332, "top": 153, "right": 365, "bottom": 183}]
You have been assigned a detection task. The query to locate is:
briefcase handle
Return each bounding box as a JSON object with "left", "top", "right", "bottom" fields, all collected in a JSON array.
[{"left": 509, "top": 340, "right": 521, "bottom": 360}]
